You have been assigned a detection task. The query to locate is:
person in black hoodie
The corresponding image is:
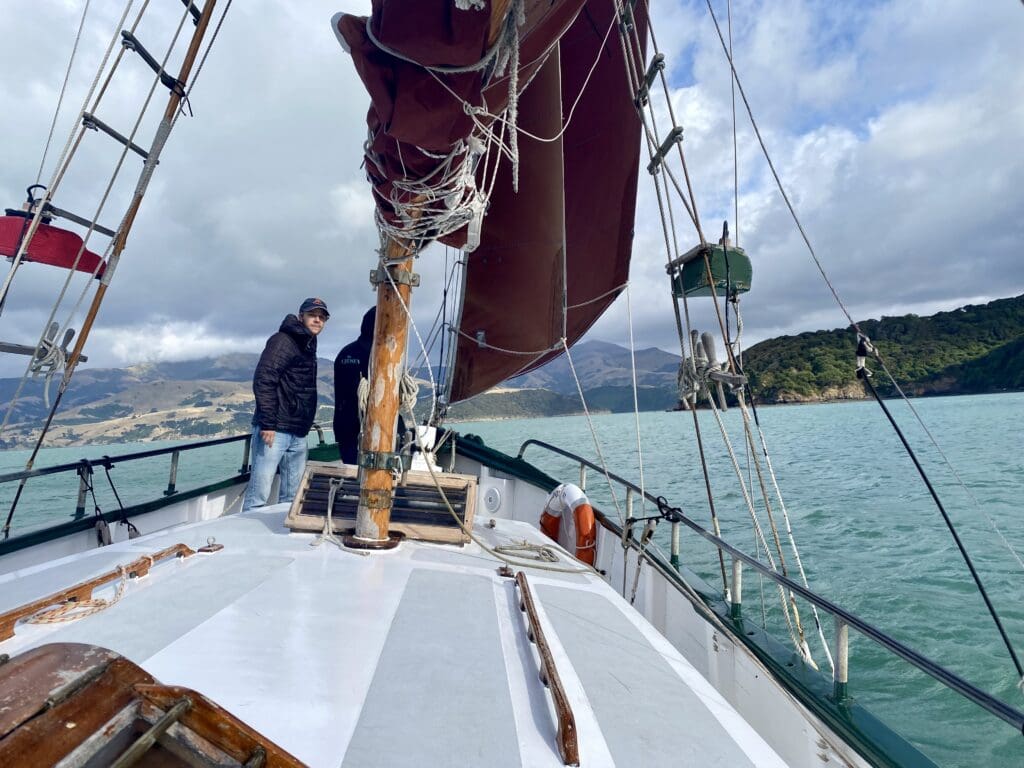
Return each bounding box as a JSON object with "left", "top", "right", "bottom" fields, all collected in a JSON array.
[
  {"left": 333, "top": 307, "right": 375, "bottom": 464},
  {"left": 242, "top": 297, "right": 328, "bottom": 511}
]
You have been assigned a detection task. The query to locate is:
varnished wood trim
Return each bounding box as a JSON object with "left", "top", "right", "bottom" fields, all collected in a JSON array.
[
  {"left": 0, "top": 543, "right": 197, "bottom": 640},
  {"left": 515, "top": 571, "right": 580, "bottom": 766},
  {"left": 135, "top": 684, "right": 305, "bottom": 767}
]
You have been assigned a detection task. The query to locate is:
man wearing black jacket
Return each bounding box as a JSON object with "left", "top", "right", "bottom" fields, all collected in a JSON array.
[
  {"left": 333, "top": 306, "right": 375, "bottom": 464},
  {"left": 242, "top": 297, "right": 328, "bottom": 511}
]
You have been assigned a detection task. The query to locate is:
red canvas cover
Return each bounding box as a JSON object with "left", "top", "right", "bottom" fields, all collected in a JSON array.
[
  {"left": 337, "top": 0, "right": 644, "bottom": 402},
  {"left": 336, "top": 0, "right": 587, "bottom": 246},
  {"left": 0, "top": 216, "right": 106, "bottom": 278}
]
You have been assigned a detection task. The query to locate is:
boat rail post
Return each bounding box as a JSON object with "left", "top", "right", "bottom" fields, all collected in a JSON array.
[
  {"left": 579, "top": 464, "right": 587, "bottom": 492},
  {"left": 730, "top": 556, "right": 743, "bottom": 619},
  {"left": 73, "top": 464, "right": 89, "bottom": 519},
  {"left": 312, "top": 423, "right": 325, "bottom": 446},
  {"left": 834, "top": 617, "right": 850, "bottom": 704},
  {"left": 164, "top": 450, "right": 180, "bottom": 497},
  {"left": 670, "top": 520, "right": 681, "bottom": 569},
  {"left": 240, "top": 437, "right": 251, "bottom": 474}
]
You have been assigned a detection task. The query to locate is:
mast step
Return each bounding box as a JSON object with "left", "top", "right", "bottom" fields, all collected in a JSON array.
[
  {"left": 180, "top": 0, "right": 202, "bottom": 26},
  {"left": 635, "top": 53, "right": 665, "bottom": 107},
  {"left": 120, "top": 31, "right": 186, "bottom": 96},
  {"left": 82, "top": 113, "right": 150, "bottom": 161},
  {"left": 40, "top": 203, "right": 117, "bottom": 239}
]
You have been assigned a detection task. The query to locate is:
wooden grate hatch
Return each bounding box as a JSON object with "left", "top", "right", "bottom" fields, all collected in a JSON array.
[{"left": 285, "top": 463, "right": 477, "bottom": 544}]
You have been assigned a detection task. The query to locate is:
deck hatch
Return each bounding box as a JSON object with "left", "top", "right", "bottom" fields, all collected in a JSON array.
[{"left": 285, "top": 463, "right": 477, "bottom": 544}]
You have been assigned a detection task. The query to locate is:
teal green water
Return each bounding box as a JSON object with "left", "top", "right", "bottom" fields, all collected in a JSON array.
[{"left": 1, "top": 393, "right": 1022, "bottom": 766}]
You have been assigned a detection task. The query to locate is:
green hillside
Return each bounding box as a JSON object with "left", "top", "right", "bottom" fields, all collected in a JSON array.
[{"left": 743, "top": 295, "right": 1024, "bottom": 402}]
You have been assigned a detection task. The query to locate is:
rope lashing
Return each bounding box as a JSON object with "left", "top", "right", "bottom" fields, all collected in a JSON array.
[
  {"left": 310, "top": 476, "right": 368, "bottom": 555},
  {"left": 356, "top": 371, "right": 417, "bottom": 427},
  {"left": 27, "top": 565, "right": 129, "bottom": 625},
  {"left": 28, "top": 323, "right": 72, "bottom": 409},
  {"left": 365, "top": 0, "right": 526, "bottom": 249},
  {"left": 356, "top": 375, "right": 370, "bottom": 426}
]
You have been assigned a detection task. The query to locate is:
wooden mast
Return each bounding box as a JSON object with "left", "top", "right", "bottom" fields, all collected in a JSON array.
[
  {"left": 349, "top": 2, "right": 513, "bottom": 546},
  {"left": 349, "top": 238, "right": 417, "bottom": 546}
]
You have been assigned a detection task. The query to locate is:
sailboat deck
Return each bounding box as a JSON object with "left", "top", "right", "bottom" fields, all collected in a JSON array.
[{"left": 0, "top": 504, "right": 786, "bottom": 766}]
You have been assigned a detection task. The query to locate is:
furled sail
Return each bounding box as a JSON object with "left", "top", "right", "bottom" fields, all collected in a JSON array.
[
  {"left": 335, "top": 0, "right": 645, "bottom": 403},
  {"left": 451, "top": 1, "right": 647, "bottom": 401}
]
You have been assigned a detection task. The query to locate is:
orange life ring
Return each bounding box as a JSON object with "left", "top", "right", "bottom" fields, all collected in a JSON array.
[{"left": 540, "top": 502, "right": 597, "bottom": 565}]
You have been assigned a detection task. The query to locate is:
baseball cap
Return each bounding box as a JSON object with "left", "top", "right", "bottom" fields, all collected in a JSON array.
[{"left": 299, "top": 297, "right": 330, "bottom": 318}]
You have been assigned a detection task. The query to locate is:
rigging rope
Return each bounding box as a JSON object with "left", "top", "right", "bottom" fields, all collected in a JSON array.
[
  {"left": 0, "top": 0, "right": 138, "bottom": 312},
  {"left": 611, "top": 0, "right": 730, "bottom": 596},
  {"left": 726, "top": 0, "right": 739, "bottom": 247},
  {"left": 703, "top": 390, "right": 810, "bottom": 661},
  {"left": 699, "top": 0, "right": 1024, "bottom": 668},
  {"left": 625, "top": 283, "right": 647, "bottom": 521},
  {"left": 379, "top": 260, "right": 592, "bottom": 575},
  {"left": 562, "top": 339, "right": 626, "bottom": 525},
  {"left": 858, "top": 364, "right": 1024, "bottom": 681},
  {"left": 734, "top": 384, "right": 834, "bottom": 669},
  {"left": 0, "top": 0, "right": 175, "bottom": 443},
  {"left": 618, "top": 0, "right": 814, "bottom": 658},
  {"left": 2, "top": 0, "right": 215, "bottom": 539},
  {"left": 35, "top": 0, "right": 94, "bottom": 186}
]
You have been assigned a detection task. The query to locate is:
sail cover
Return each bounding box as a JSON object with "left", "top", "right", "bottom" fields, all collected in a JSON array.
[{"left": 336, "top": 0, "right": 645, "bottom": 403}]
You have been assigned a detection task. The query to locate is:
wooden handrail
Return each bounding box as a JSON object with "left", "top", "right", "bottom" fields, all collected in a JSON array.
[
  {"left": 0, "top": 543, "right": 197, "bottom": 641},
  {"left": 515, "top": 571, "right": 579, "bottom": 766}
]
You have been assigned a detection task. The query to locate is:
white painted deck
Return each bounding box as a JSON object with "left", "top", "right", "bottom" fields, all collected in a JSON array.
[{"left": 0, "top": 503, "right": 789, "bottom": 767}]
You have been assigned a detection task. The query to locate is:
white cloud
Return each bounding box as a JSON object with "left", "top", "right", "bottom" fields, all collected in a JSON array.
[
  {"left": 1, "top": 0, "right": 1022, "bottom": 388},
  {"left": 94, "top": 321, "right": 266, "bottom": 365},
  {"left": 329, "top": 180, "right": 377, "bottom": 238}
]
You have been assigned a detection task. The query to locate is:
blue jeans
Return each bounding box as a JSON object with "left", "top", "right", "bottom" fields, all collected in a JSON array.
[{"left": 242, "top": 427, "right": 308, "bottom": 511}]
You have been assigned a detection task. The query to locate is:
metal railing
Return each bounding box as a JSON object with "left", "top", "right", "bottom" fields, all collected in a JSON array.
[
  {"left": 1, "top": 424, "right": 329, "bottom": 533},
  {"left": 517, "top": 438, "right": 1024, "bottom": 735}
]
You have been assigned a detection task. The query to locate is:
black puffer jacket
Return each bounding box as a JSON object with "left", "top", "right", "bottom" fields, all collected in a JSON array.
[
  {"left": 333, "top": 308, "right": 375, "bottom": 463},
  {"left": 252, "top": 315, "right": 318, "bottom": 436}
]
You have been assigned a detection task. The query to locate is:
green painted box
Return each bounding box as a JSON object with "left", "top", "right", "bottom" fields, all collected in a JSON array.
[{"left": 670, "top": 244, "right": 752, "bottom": 298}]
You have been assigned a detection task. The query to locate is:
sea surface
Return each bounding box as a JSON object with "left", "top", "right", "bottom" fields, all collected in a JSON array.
[{"left": 1, "top": 393, "right": 1022, "bottom": 766}]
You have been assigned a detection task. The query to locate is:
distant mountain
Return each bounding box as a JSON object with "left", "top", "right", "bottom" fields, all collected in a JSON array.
[
  {"left": 0, "top": 354, "right": 338, "bottom": 449},
  {"left": 0, "top": 341, "right": 683, "bottom": 448},
  {"left": 506, "top": 340, "right": 680, "bottom": 394},
  {"left": 743, "top": 295, "right": 1024, "bottom": 402},
  {"left": 3, "top": 295, "right": 1018, "bottom": 449}
]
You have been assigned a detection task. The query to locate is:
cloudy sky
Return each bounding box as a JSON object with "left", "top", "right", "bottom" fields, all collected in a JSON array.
[{"left": 1, "top": 0, "right": 1022, "bottom": 381}]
